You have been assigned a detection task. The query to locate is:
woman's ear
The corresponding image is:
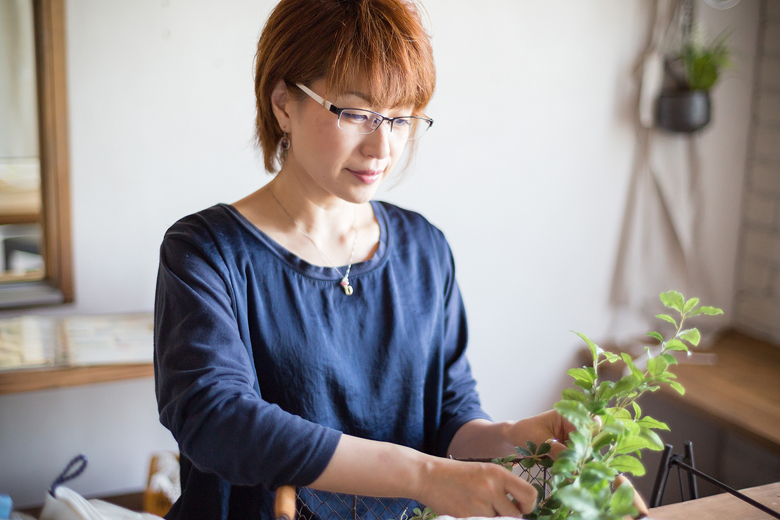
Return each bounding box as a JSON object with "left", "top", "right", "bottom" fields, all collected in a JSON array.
[{"left": 271, "top": 79, "right": 292, "bottom": 132}]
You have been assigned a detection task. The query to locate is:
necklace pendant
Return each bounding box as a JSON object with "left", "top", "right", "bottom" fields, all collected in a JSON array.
[{"left": 340, "top": 277, "right": 353, "bottom": 296}]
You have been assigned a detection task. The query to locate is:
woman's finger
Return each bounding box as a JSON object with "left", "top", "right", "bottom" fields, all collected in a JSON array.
[
  {"left": 503, "top": 474, "right": 538, "bottom": 515},
  {"left": 614, "top": 475, "right": 650, "bottom": 518},
  {"left": 492, "top": 494, "right": 523, "bottom": 518},
  {"left": 547, "top": 439, "right": 569, "bottom": 459}
]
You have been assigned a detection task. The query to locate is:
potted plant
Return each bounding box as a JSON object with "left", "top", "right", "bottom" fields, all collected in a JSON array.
[{"left": 656, "top": 32, "right": 731, "bottom": 133}]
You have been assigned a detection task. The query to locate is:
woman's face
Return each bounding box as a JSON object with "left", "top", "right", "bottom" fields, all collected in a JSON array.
[{"left": 281, "top": 79, "right": 412, "bottom": 206}]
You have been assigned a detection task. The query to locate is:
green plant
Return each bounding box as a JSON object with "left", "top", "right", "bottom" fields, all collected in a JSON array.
[
  {"left": 405, "top": 291, "right": 722, "bottom": 520},
  {"left": 678, "top": 31, "right": 731, "bottom": 91},
  {"left": 529, "top": 291, "right": 723, "bottom": 520}
]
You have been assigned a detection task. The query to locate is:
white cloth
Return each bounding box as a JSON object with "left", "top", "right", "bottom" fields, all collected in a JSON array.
[{"left": 38, "top": 487, "right": 162, "bottom": 520}]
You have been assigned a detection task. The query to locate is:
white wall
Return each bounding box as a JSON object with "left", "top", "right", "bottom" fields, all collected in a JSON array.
[{"left": 0, "top": 0, "right": 760, "bottom": 508}]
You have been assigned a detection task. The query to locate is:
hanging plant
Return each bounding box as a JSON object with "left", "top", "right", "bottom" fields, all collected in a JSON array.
[{"left": 656, "top": 30, "right": 731, "bottom": 133}]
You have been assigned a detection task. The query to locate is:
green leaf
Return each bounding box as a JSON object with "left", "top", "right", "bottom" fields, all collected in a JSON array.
[
  {"left": 610, "top": 455, "right": 646, "bottom": 476},
  {"left": 515, "top": 446, "right": 533, "bottom": 457},
  {"left": 660, "top": 291, "right": 684, "bottom": 312},
  {"left": 532, "top": 483, "right": 545, "bottom": 503},
  {"left": 614, "top": 436, "right": 651, "bottom": 455},
  {"left": 637, "top": 416, "right": 670, "bottom": 430},
  {"left": 537, "top": 443, "right": 551, "bottom": 456},
  {"left": 526, "top": 441, "right": 538, "bottom": 455},
  {"left": 621, "top": 353, "right": 645, "bottom": 381},
  {"left": 689, "top": 306, "right": 724, "bottom": 316},
  {"left": 646, "top": 356, "right": 657, "bottom": 375},
  {"left": 573, "top": 331, "right": 602, "bottom": 364},
  {"left": 566, "top": 367, "right": 596, "bottom": 386},
  {"left": 595, "top": 381, "right": 611, "bottom": 400},
  {"left": 683, "top": 297, "right": 700, "bottom": 314},
  {"left": 538, "top": 457, "right": 554, "bottom": 468},
  {"left": 647, "top": 331, "right": 664, "bottom": 342},
  {"left": 556, "top": 485, "right": 599, "bottom": 517},
  {"left": 651, "top": 355, "right": 669, "bottom": 376},
  {"left": 604, "top": 375, "right": 639, "bottom": 402},
  {"left": 554, "top": 400, "right": 591, "bottom": 427},
  {"left": 609, "top": 481, "right": 639, "bottom": 517},
  {"left": 601, "top": 415, "right": 626, "bottom": 436},
  {"left": 680, "top": 328, "right": 701, "bottom": 347},
  {"left": 661, "top": 353, "right": 678, "bottom": 365},
  {"left": 656, "top": 314, "right": 678, "bottom": 327},
  {"left": 551, "top": 457, "right": 577, "bottom": 476},
  {"left": 520, "top": 458, "right": 536, "bottom": 469},
  {"left": 592, "top": 432, "right": 615, "bottom": 452},
  {"left": 561, "top": 388, "right": 588, "bottom": 405},
  {"left": 603, "top": 351, "right": 620, "bottom": 363},
  {"left": 666, "top": 339, "right": 689, "bottom": 352},
  {"left": 587, "top": 401, "right": 606, "bottom": 415},
  {"left": 670, "top": 381, "right": 686, "bottom": 395},
  {"left": 632, "top": 401, "right": 642, "bottom": 420},
  {"left": 639, "top": 428, "right": 665, "bottom": 450}
]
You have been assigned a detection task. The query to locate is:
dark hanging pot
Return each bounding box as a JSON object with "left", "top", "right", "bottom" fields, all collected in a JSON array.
[{"left": 655, "top": 89, "right": 711, "bottom": 133}]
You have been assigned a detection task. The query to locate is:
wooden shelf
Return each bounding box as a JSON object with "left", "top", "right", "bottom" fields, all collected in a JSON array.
[
  {"left": 582, "top": 329, "right": 780, "bottom": 454},
  {"left": 0, "top": 363, "right": 154, "bottom": 395}
]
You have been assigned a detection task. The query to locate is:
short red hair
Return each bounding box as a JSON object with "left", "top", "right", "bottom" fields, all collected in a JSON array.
[{"left": 254, "top": 0, "right": 436, "bottom": 172}]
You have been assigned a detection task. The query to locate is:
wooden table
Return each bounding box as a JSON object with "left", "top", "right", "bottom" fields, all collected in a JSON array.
[{"left": 650, "top": 481, "right": 780, "bottom": 519}]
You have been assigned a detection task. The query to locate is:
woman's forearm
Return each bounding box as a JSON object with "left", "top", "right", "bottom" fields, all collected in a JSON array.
[
  {"left": 308, "top": 434, "right": 430, "bottom": 499},
  {"left": 307, "top": 432, "right": 538, "bottom": 517}
]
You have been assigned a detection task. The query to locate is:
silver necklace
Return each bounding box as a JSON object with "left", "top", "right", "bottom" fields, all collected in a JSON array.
[{"left": 268, "top": 187, "right": 358, "bottom": 296}]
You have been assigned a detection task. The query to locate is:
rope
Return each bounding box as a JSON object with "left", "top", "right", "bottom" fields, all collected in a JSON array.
[{"left": 49, "top": 454, "right": 88, "bottom": 497}]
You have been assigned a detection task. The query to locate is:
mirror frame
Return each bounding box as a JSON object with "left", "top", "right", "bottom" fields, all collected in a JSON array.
[{"left": 0, "top": 0, "right": 73, "bottom": 308}]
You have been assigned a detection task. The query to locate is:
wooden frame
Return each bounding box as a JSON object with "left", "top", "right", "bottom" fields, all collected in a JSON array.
[
  {"left": 34, "top": 0, "right": 73, "bottom": 302},
  {"left": 1, "top": 0, "right": 76, "bottom": 305}
]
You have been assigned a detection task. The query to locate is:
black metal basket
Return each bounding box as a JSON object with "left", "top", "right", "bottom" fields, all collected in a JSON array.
[{"left": 289, "top": 461, "right": 551, "bottom": 520}]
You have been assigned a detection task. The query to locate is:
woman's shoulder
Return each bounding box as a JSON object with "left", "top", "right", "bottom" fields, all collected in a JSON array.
[
  {"left": 161, "top": 203, "right": 252, "bottom": 259},
  {"left": 375, "top": 200, "right": 446, "bottom": 242},
  {"left": 374, "top": 200, "right": 452, "bottom": 264}
]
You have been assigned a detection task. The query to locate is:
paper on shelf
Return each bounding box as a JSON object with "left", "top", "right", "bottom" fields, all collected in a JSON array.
[{"left": 62, "top": 313, "right": 154, "bottom": 365}]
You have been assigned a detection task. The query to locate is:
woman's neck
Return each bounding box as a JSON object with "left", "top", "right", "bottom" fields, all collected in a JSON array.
[{"left": 266, "top": 172, "right": 358, "bottom": 246}]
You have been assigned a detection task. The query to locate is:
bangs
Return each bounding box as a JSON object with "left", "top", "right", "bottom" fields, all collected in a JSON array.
[{"left": 323, "top": 0, "right": 435, "bottom": 113}]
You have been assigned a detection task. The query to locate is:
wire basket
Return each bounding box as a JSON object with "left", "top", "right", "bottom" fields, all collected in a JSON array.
[{"left": 284, "top": 461, "right": 551, "bottom": 520}]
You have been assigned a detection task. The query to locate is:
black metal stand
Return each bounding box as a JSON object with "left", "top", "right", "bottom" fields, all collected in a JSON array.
[{"left": 650, "top": 441, "right": 780, "bottom": 519}]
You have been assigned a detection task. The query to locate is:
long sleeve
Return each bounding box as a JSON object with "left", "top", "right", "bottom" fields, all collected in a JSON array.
[
  {"left": 432, "top": 237, "right": 491, "bottom": 457},
  {"left": 154, "top": 228, "right": 341, "bottom": 489}
]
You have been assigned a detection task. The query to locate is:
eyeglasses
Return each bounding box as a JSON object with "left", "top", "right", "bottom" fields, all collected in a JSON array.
[{"left": 295, "top": 83, "right": 433, "bottom": 141}]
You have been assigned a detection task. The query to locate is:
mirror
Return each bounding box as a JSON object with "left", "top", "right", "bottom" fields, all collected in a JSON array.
[
  {"left": 1, "top": 0, "right": 44, "bottom": 284},
  {"left": 0, "top": 0, "right": 73, "bottom": 308}
]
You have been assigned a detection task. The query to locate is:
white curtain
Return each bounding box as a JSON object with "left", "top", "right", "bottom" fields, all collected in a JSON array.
[{"left": 610, "top": 0, "right": 714, "bottom": 340}]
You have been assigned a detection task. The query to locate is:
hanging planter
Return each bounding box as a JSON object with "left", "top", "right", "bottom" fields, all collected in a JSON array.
[
  {"left": 655, "top": 25, "right": 730, "bottom": 134},
  {"left": 656, "top": 89, "right": 711, "bottom": 133}
]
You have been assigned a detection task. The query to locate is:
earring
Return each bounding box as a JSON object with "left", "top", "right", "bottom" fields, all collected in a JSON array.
[{"left": 280, "top": 132, "right": 290, "bottom": 150}]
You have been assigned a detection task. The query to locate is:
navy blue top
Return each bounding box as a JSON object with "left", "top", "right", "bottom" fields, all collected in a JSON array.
[{"left": 154, "top": 201, "right": 490, "bottom": 520}]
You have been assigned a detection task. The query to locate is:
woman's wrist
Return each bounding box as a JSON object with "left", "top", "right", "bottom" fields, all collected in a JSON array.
[{"left": 447, "top": 419, "right": 517, "bottom": 459}]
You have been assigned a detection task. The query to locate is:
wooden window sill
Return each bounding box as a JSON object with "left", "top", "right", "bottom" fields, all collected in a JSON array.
[{"left": 0, "top": 363, "right": 154, "bottom": 395}]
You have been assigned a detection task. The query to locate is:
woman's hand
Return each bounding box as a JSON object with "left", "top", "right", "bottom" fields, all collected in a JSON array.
[
  {"left": 507, "top": 409, "right": 576, "bottom": 459},
  {"left": 417, "top": 456, "right": 537, "bottom": 518}
]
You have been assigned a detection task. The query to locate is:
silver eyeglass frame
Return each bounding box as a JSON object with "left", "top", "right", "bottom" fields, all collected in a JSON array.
[{"left": 295, "top": 83, "right": 433, "bottom": 140}]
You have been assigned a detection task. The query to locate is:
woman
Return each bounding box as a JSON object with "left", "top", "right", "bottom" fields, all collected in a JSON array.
[{"left": 154, "top": 1, "right": 573, "bottom": 519}]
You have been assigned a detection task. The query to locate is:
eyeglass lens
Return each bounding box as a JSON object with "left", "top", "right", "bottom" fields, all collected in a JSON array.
[{"left": 338, "top": 109, "right": 431, "bottom": 140}]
